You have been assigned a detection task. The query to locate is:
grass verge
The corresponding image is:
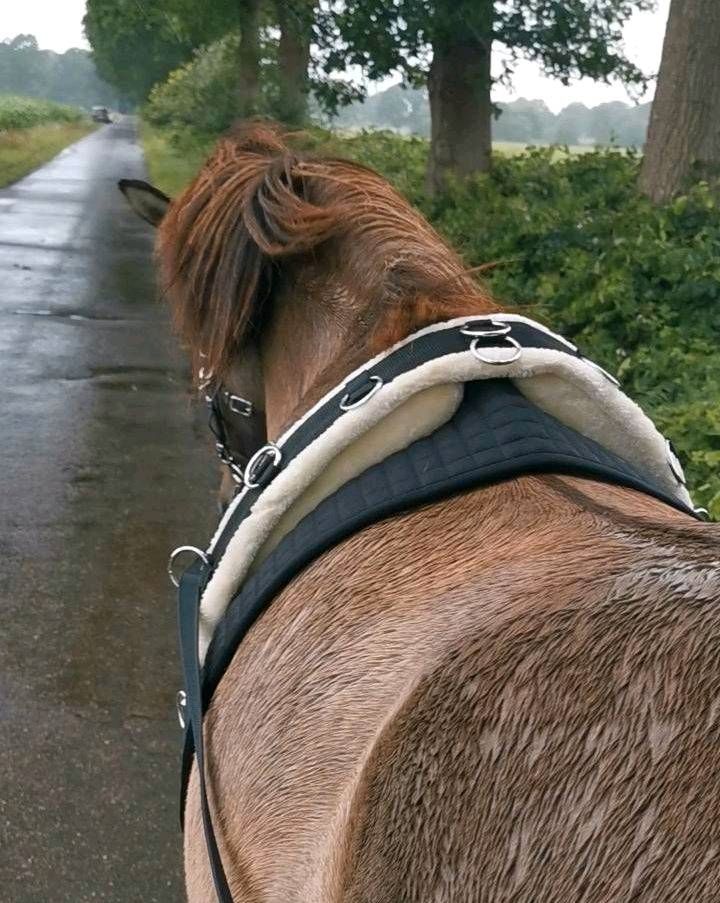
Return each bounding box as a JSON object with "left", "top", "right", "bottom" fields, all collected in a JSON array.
[
  {"left": 140, "top": 122, "right": 214, "bottom": 196},
  {"left": 0, "top": 122, "right": 96, "bottom": 188}
]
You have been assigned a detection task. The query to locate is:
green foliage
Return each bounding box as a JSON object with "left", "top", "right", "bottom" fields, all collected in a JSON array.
[
  {"left": 0, "top": 94, "right": 84, "bottom": 129},
  {"left": 141, "top": 122, "right": 215, "bottom": 195},
  {"left": 144, "top": 31, "right": 312, "bottom": 133},
  {"left": 356, "top": 137, "right": 720, "bottom": 514},
  {"left": 321, "top": 0, "right": 653, "bottom": 112},
  {"left": 84, "top": 0, "right": 197, "bottom": 103},
  {"left": 144, "top": 35, "right": 243, "bottom": 134}
]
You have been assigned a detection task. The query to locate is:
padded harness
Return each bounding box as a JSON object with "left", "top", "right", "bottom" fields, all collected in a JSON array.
[{"left": 174, "top": 315, "right": 700, "bottom": 902}]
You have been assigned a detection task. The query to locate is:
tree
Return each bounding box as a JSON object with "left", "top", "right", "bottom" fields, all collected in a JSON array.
[
  {"left": 83, "top": 0, "right": 195, "bottom": 103},
  {"left": 639, "top": 0, "right": 720, "bottom": 203},
  {"left": 84, "top": 0, "right": 267, "bottom": 109},
  {"left": 275, "top": 0, "right": 314, "bottom": 125},
  {"left": 0, "top": 35, "right": 116, "bottom": 107},
  {"left": 327, "top": 0, "right": 653, "bottom": 192}
]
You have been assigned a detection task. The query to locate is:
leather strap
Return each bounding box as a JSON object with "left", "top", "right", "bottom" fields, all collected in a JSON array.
[{"left": 178, "top": 560, "right": 234, "bottom": 903}]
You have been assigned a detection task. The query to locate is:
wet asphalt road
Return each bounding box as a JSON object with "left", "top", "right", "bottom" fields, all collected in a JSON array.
[{"left": 0, "top": 119, "right": 216, "bottom": 900}]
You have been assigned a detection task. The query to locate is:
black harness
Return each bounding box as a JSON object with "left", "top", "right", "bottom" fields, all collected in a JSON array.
[{"left": 174, "top": 316, "right": 699, "bottom": 903}]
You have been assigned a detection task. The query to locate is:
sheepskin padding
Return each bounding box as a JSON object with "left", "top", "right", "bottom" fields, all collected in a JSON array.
[{"left": 198, "top": 317, "right": 692, "bottom": 660}]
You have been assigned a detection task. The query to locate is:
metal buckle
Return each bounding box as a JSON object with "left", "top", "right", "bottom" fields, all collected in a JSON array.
[
  {"left": 176, "top": 690, "right": 187, "bottom": 729},
  {"left": 244, "top": 443, "right": 282, "bottom": 489},
  {"left": 198, "top": 365, "right": 214, "bottom": 394},
  {"left": 460, "top": 318, "right": 512, "bottom": 338},
  {"left": 469, "top": 335, "right": 522, "bottom": 365},
  {"left": 225, "top": 393, "right": 254, "bottom": 417},
  {"left": 167, "top": 545, "right": 210, "bottom": 588},
  {"left": 339, "top": 375, "right": 384, "bottom": 411}
]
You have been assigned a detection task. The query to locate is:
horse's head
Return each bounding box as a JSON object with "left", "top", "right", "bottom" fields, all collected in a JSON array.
[{"left": 120, "top": 121, "right": 497, "bottom": 501}]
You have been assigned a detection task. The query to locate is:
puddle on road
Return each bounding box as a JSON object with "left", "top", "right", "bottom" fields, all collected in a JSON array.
[
  {"left": 11, "top": 308, "right": 138, "bottom": 322},
  {"left": 62, "top": 364, "right": 183, "bottom": 391}
]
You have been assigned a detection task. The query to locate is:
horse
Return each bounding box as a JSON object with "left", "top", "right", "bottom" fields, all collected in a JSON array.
[{"left": 122, "top": 122, "right": 720, "bottom": 902}]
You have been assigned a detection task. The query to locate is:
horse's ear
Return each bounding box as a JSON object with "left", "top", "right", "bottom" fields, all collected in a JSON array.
[{"left": 118, "top": 178, "right": 171, "bottom": 227}]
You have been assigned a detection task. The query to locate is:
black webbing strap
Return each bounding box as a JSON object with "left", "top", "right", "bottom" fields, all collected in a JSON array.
[{"left": 178, "top": 560, "right": 234, "bottom": 903}]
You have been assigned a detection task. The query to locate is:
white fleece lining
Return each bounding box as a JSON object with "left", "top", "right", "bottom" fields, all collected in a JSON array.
[{"left": 197, "top": 339, "right": 693, "bottom": 661}]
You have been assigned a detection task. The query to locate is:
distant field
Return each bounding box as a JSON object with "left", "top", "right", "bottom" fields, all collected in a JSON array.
[
  {"left": 0, "top": 122, "right": 96, "bottom": 188},
  {"left": 493, "top": 141, "right": 597, "bottom": 156}
]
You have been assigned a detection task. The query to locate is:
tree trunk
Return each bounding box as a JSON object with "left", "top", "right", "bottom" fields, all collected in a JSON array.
[
  {"left": 276, "top": 0, "right": 312, "bottom": 125},
  {"left": 639, "top": 0, "right": 720, "bottom": 203},
  {"left": 238, "top": 0, "right": 263, "bottom": 117},
  {"left": 426, "top": 8, "right": 493, "bottom": 194}
]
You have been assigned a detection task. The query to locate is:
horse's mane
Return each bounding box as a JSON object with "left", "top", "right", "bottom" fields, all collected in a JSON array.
[{"left": 157, "top": 120, "right": 497, "bottom": 379}]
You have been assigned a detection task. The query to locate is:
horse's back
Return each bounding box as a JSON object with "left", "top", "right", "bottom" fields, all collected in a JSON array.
[
  {"left": 188, "top": 477, "right": 720, "bottom": 902},
  {"left": 341, "top": 507, "right": 720, "bottom": 901}
]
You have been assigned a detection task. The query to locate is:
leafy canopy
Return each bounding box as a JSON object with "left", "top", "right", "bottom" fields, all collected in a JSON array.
[{"left": 320, "top": 0, "right": 654, "bottom": 101}]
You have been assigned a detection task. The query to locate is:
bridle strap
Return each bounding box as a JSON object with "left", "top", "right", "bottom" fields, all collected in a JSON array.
[{"left": 178, "top": 559, "right": 234, "bottom": 903}]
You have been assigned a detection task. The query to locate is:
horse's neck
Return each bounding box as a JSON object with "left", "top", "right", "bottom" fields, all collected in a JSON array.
[{"left": 259, "top": 291, "right": 501, "bottom": 440}]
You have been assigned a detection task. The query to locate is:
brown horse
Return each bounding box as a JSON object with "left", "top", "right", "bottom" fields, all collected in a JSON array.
[{"left": 123, "top": 123, "right": 720, "bottom": 902}]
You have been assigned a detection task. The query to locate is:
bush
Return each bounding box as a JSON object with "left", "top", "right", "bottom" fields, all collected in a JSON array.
[
  {"left": 365, "top": 141, "right": 720, "bottom": 515},
  {"left": 145, "top": 35, "right": 242, "bottom": 136},
  {"left": 142, "top": 125, "right": 720, "bottom": 517},
  {"left": 145, "top": 34, "right": 284, "bottom": 136},
  {"left": 0, "top": 94, "right": 83, "bottom": 129}
]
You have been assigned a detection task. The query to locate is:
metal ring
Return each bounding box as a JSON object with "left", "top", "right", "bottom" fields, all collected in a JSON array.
[
  {"left": 470, "top": 335, "right": 522, "bottom": 365},
  {"left": 244, "top": 443, "right": 282, "bottom": 489},
  {"left": 167, "top": 545, "right": 210, "bottom": 588},
  {"left": 339, "top": 375, "right": 384, "bottom": 411},
  {"left": 197, "top": 366, "right": 214, "bottom": 393},
  {"left": 176, "top": 690, "right": 187, "bottom": 729},
  {"left": 460, "top": 318, "right": 512, "bottom": 338}
]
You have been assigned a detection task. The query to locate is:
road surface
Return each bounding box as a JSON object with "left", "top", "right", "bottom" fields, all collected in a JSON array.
[{"left": 0, "top": 119, "right": 217, "bottom": 900}]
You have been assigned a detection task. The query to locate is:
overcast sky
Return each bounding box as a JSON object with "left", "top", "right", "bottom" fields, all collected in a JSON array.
[{"left": 2, "top": 0, "right": 670, "bottom": 113}]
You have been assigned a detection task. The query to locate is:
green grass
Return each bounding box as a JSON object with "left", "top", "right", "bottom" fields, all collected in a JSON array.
[
  {"left": 0, "top": 122, "right": 96, "bottom": 188},
  {"left": 141, "top": 122, "right": 213, "bottom": 195}
]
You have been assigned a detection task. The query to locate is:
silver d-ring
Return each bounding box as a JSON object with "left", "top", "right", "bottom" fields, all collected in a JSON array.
[
  {"left": 176, "top": 690, "right": 187, "bottom": 729},
  {"left": 168, "top": 545, "right": 210, "bottom": 588},
  {"left": 470, "top": 336, "right": 522, "bottom": 365},
  {"left": 244, "top": 443, "right": 282, "bottom": 489},
  {"left": 340, "top": 375, "right": 384, "bottom": 411},
  {"left": 460, "top": 318, "right": 511, "bottom": 338}
]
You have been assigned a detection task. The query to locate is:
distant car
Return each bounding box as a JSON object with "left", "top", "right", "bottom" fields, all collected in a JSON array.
[{"left": 91, "top": 106, "right": 112, "bottom": 123}]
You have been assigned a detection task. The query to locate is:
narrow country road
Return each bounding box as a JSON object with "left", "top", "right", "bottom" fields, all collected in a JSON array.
[{"left": 0, "top": 119, "right": 216, "bottom": 900}]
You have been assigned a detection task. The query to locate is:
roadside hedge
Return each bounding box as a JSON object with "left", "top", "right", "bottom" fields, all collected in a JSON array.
[
  {"left": 0, "top": 94, "right": 84, "bottom": 129},
  {"left": 143, "top": 125, "right": 720, "bottom": 517}
]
